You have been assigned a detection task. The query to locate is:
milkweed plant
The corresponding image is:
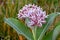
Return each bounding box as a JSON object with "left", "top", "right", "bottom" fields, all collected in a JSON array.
[{"left": 4, "top": 4, "right": 60, "bottom": 40}]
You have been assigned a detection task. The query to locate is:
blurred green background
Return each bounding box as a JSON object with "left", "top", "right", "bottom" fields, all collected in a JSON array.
[{"left": 0, "top": 0, "right": 60, "bottom": 40}]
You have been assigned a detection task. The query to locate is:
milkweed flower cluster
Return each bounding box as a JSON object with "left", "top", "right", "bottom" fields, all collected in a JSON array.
[{"left": 18, "top": 4, "right": 47, "bottom": 27}]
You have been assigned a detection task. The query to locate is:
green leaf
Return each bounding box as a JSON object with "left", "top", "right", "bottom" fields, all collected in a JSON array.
[
  {"left": 1, "top": 7, "right": 6, "bottom": 15},
  {"left": 52, "top": 25, "right": 60, "bottom": 40},
  {"left": 46, "top": 0, "right": 52, "bottom": 4},
  {"left": 4, "top": 18, "right": 33, "bottom": 40},
  {"left": 53, "top": 0, "right": 58, "bottom": 8},
  {"left": 38, "top": 13, "right": 59, "bottom": 40},
  {"left": 33, "top": 0, "right": 37, "bottom": 4},
  {"left": 42, "top": 30, "right": 53, "bottom": 40}
]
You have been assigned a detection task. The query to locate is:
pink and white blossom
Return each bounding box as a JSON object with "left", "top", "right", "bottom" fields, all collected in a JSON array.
[{"left": 18, "top": 4, "right": 47, "bottom": 27}]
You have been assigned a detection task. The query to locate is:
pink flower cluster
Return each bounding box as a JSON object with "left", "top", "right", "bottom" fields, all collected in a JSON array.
[{"left": 18, "top": 4, "right": 47, "bottom": 27}]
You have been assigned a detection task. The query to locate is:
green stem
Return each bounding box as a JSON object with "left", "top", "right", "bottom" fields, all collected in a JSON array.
[{"left": 32, "top": 27, "right": 37, "bottom": 40}]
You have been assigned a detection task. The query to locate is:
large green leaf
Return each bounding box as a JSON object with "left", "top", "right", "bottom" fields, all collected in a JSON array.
[
  {"left": 52, "top": 25, "right": 60, "bottom": 40},
  {"left": 42, "top": 22, "right": 60, "bottom": 40},
  {"left": 42, "top": 30, "right": 53, "bottom": 40},
  {"left": 37, "top": 13, "right": 59, "bottom": 40},
  {"left": 4, "top": 18, "right": 33, "bottom": 40}
]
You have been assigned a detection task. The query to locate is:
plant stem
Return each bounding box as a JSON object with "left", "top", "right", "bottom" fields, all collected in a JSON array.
[{"left": 32, "top": 27, "right": 37, "bottom": 40}]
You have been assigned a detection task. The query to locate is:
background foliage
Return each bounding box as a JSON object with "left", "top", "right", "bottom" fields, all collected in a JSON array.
[{"left": 0, "top": 0, "right": 60, "bottom": 40}]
